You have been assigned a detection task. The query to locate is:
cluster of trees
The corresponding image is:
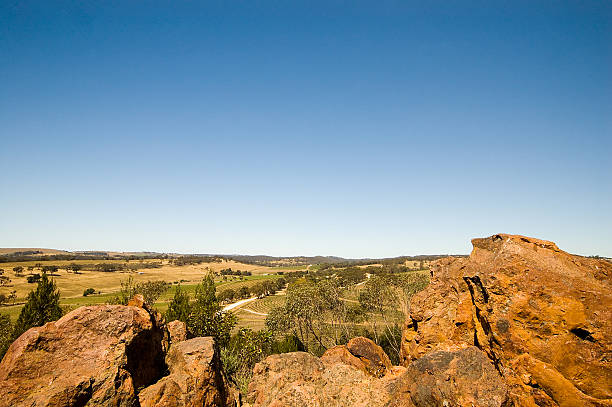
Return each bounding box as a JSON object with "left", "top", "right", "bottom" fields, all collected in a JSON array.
[
  {"left": 265, "top": 271, "right": 429, "bottom": 363},
  {"left": 0, "top": 290, "right": 17, "bottom": 305},
  {"left": 216, "top": 278, "right": 286, "bottom": 303},
  {"left": 170, "top": 256, "right": 222, "bottom": 266},
  {"left": 163, "top": 276, "right": 304, "bottom": 396},
  {"left": 110, "top": 277, "right": 170, "bottom": 307},
  {"left": 218, "top": 268, "right": 252, "bottom": 277}
]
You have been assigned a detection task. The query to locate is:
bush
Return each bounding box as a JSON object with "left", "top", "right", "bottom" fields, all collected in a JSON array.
[
  {"left": 27, "top": 274, "right": 41, "bottom": 283},
  {"left": 83, "top": 288, "right": 96, "bottom": 296},
  {"left": 165, "top": 284, "right": 190, "bottom": 323}
]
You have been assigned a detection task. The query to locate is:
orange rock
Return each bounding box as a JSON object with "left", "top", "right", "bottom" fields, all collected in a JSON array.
[{"left": 401, "top": 233, "right": 612, "bottom": 406}]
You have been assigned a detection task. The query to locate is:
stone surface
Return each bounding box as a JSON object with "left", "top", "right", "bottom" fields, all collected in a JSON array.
[
  {"left": 248, "top": 347, "right": 505, "bottom": 407},
  {"left": 0, "top": 304, "right": 168, "bottom": 406},
  {"left": 0, "top": 296, "right": 235, "bottom": 407},
  {"left": 346, "top": 336, "right": 392, "bottom": 377},
  {"left": 247, "top": 351, "right": 400, "bottom": 407},
  {"left": 389, "top": 346, "right": 509, "bottom": 407},
  {"left": 167, "top": 320, "right": 188, "bottom": 344},
  {"left": 401, "top": 233, "right": 612, "bottom": 406},
  {"left": 139, "top": 337, "right": 233, "bottom": 407}
]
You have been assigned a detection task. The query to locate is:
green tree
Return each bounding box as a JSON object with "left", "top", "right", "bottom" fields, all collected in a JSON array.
[
  {"left": 12, "top": 273, "right": 63, "bottom": 339},
  {"left": 165, "top": 284, "right": 191, "bottom": 323},
  {"left": 187, "top": 275, "right": 236, "bottom": 346},
  {"left": 0, "top": 314, "right": 13, "bottom": 360}
]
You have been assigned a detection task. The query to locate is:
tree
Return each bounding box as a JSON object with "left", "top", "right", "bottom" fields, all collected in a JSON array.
[
  {"left": 165, "top": 284, "right": 191, "bottom": 323},
  {"left": 68, "top": 263, "right": 82, "bottom": 274},
  {"left": 12, "top": 266, "right": 23, "bottom": 275},
  {"left": 83, "top": 288, "right": 96, "bottom": 296},
  {"left": 0, "top": 314, "right": 12, "bottom": 360},
  {"left": 217, "top": 288, "right": 235, "bottom": 303},
  {"left": 12, "top": 273, "right": 62, "bottom": 339},
  {"left": 187, "top": 275, "right": 236, "bottom": 346},
  {"left": 111, "top": 277, "right": 168, "bottom": 307}
]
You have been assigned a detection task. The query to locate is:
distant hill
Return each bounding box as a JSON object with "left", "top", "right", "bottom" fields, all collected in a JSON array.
[{"left": 0, "top": 248, "right": 460, "bottom": 265}]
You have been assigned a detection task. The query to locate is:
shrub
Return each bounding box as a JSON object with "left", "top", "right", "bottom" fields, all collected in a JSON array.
[
  {"left": 165, "top": 284, "right": 190, "bottom": 323},
  {"left": 83, "top": 288, "right": 96, "bottom": 296}
]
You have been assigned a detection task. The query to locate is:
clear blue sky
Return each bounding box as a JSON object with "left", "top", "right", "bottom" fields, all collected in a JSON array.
[{"left": 1, "top": 1, "right": 610, "bottom": 257}]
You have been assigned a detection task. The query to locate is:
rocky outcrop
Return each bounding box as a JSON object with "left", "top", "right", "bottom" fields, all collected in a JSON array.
[
  {"left": 401, "top": 234, "right": 612, "bottom": 406},
  {"left": 320, "top": 336, "right": 392, "bottom": 378},
  {"left": 0, "top": 296, "right": 235, "bottom": 407},
  {"left": 248, "top": 346, "right": 507, "bottom": 407},
  {"left": 139, "top": 337, "right": 233, "bottom": 406},
  {"left": 247, "top": 351, "right": 405, "bottom": 407}
]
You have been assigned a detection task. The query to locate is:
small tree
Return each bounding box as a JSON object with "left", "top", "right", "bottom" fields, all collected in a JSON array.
[
  {"left": 12, "top": 266, "right": 23, "bottom": 275},
  {"left": 165, "top": 284, "right": 191, "bottom": 323},
  {"left": 12, "top": 273, "right": 62, "bottom": 339},
  {"left": 188, "top": 275, "right": 236, "bottom": 346}
]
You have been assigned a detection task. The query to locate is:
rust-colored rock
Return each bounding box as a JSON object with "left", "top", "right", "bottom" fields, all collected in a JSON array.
[
  {"left": 401, "top": 233, "right": 612, "bottom": 406},
  {"left": 321, "top": 345, "right": 368, "bottom": 374},
  {"left": 0, "top": 304, "right": 168, "bottom": 406},
  {"left": 167, "top": 320, "right": 188, "bottom": 344},
  {"left": 346, "top": 336, "right": 392, "bottom": 377},
  {"left": 390, "top": 346, "right": 509, "bottom": 407},
  {"left": 139, "top": 337, "right": 233, "bottom": 407},
  {"left": 0, "top": 296, "right": 235, "bottom": 407},
  {"left": 248, "top": 351, "right": 401, "bottom": 407}
]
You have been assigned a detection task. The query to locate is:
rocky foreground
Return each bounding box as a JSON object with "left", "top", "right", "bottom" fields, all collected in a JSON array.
[{"left": 0, "top": 234, "right": 610, "bottom": 406}]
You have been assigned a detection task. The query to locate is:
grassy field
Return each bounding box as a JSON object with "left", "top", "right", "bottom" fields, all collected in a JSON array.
[{"left": 0, "top": 258, "right": 296, "bottom": 322}]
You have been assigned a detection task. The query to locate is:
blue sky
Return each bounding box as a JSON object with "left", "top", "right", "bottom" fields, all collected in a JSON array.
[{"left": 1, "top": 1, "right": 610, "bottom": 257}]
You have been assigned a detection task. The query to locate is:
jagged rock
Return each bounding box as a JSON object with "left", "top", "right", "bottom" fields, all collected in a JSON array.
[
  {"left": 320, "top": 337, "right": 393, "bottom": 378},
  {"left": 139, "top": 337, "right": 233, "bottom": 407},
  {"left": 346, "top": 336, "right": 392, "bottom": 377},
  {"left": 401, "top": 234, "right": 612, "bottom": 406},
  {"left": 247, "top": 351, "right": 402, "bottom": 407},
  {"left": 168, "top": 320, "right": 188, "bottom": 344},
  {"left": 389, "top": 346, "right": 509, "bottom": 407},
  {"left": 0, "top": 304, "right": 168, "bottom": 406},
  {"left": 0, "top": 297, "right": 235, "bottom": 407},
  {"left": 321, "top": 345, "right": 368, "bottom": 374}
]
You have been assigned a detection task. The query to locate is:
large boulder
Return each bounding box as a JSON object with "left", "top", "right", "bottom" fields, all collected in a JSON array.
[
  {"left": 0, "top": 298, "right": 235, "bottom": 407},
  {"left": 248, "top": 347, "right": 506, "bottom": 407},
  {"left": 247, "top": 351, "right": 402, "bottom": 407},
  {"left": 389, "top": 346, "right": 509, "bottom": 407},
  {"left": 401, "top": 234, "right": 612, "bottom": 406},
  {"left": 139, "top": 337, "right": 233, "bottom": 407},
  {"left": 0, "top": 304, "right": 168, "bottom": 406}
]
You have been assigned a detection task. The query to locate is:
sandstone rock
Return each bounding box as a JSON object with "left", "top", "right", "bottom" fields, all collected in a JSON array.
[
  {"left": 139, "top": 337, "right": 233, "bottom": 407},
  {"left": 389, "top": 346, "right": 509, "bottom": 407},
  {"left": 0, "top": 304, "right": 168, "bottom": 406},
  {"left": 0, "top": 298, "right": 235, "bottom": 407},
  {"left": 168, "top": 320, "right": 188, "bottom": 344},
  {"left": 401, "top": 233, "right": 612, "bottom": 406},
  {"left": 321, "top": 345, "right": 368, "bottom": 374},
  {"left": 346, "top": 336, "right": 392, "bottom": 377},
  {"left": 248, "top": 351, "right": 400, "bottom": 407}
]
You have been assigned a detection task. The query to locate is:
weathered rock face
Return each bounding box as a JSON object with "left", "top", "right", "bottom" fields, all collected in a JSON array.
[
  {"left": 320, "top": 336, "right": 392, "bottom": 378},
  {"left": 401, "top": 234, "right": 612, "bottom": 406},
  {"left": 0, "top": 298, "right": 235, "bottom": 407},
  {"left": 139, "top": 337, "right": 233, "bottom": 407},
  {"left": 389, "top": 346, "right": 509, "bottom": 407},
  {"left": 248, "top": 346, "right": 507, "bottom": 407},
  {"left": 247, "top": 351, "right": 404, "bottom": 407}
]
